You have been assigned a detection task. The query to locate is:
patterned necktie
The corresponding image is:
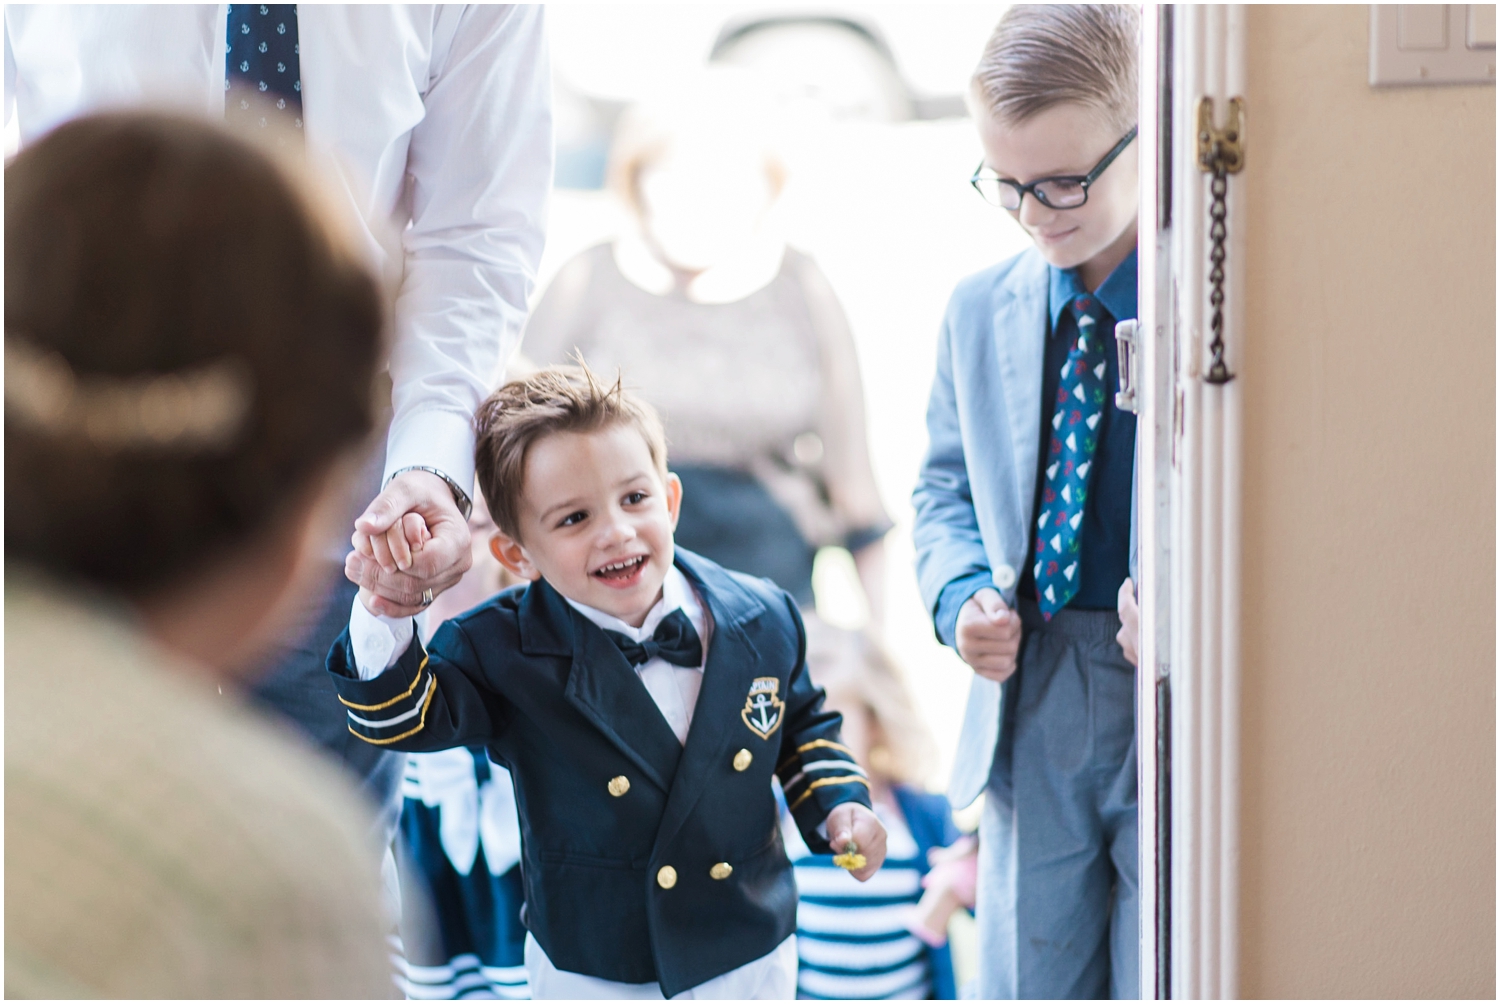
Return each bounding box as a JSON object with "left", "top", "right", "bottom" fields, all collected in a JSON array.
[
  {"left": 225, "top": 4, "right": 303, "bottom": 140},
  {"left": 604, "top": 608, "right": 704, "bottom": 668},
  {"left": 1034, "top": 296, "right": 1108, "bottom": 619}
]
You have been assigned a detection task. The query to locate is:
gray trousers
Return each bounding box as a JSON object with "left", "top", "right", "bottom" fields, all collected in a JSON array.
[{"left": 977, "top": 599, "right": 1138, "bottom": 1000}]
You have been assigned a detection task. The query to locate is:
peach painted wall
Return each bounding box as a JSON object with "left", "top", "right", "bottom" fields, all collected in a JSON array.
[{"left": 1238, "top": 5, "right": 1495, "bottom": 997}]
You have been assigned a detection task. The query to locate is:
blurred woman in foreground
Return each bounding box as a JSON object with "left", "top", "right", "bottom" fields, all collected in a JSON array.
[{"left": 5, "top": 113, "right": 393, "bottom": 998}]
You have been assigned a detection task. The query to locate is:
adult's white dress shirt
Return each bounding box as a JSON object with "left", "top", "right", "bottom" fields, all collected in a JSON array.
[
  {"left": 4, "top": 4, "right": 552, "bottom": 493},
  {"left": 348, "top": 566, "right": 799, "bottom": 999}
]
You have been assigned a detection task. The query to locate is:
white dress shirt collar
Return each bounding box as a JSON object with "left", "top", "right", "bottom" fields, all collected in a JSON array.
[
  {"left": 564, "top": 564, "right": 705, "bottom": 665},
  {"left": 566, "top": 564, "right": 709, "bottom": 749}
]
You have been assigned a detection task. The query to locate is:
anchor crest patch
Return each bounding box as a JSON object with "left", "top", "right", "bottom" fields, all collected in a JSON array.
[{"left": 740, "top": 676, "right": 784, "bottom": 740}]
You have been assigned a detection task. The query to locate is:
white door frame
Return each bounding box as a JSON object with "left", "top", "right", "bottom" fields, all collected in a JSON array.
[{"left": 1137, "top": 5, "right": 1245, "bottom": 999}]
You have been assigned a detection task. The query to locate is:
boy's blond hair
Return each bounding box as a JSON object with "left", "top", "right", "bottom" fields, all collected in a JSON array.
[
  {"left": 972, "top": 4, "right": 1139, "bottom": 133},
  {"left": 474, "top": 363, "right": 669, "bottom": 541}
]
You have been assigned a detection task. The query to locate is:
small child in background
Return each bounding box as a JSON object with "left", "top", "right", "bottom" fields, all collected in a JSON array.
[
  {"left": 782, "top": 625, "right": 965, "bottom": 1000},
  {"left": 398, "top": 748, "right": 527, "bottom": 1000},
  {"left": 397, "top": 491, "right": 530, "bottom": 1000}
]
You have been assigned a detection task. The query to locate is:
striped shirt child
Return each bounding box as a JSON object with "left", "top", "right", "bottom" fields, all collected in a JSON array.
[{"left": 783, "top": 803, "right": 933, "bottom": 999}]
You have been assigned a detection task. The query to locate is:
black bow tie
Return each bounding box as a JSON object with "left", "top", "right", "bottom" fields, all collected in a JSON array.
[{"left": 603, "top": 608, "right": 703, "bottom": 668}]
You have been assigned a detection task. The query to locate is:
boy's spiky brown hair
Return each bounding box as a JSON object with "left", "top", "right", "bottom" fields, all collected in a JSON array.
[{"left": 474, "top": 363, "right": 668, "bottom": 540}]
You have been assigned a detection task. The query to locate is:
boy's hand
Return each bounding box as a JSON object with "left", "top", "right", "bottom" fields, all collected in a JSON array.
[
  {"left": 825, "top": 802, "right": 887, "bottom": 882},
  {"left": 347, "top": 469, "right": 471, "bottom": 617},
  {"left": 359, "top": 510, "right": 432, "bottom": 574},
  {"left": 955, "top": 587, "right": 1022, "bottom": 681},
  {"left": 1117, "top": 578, "right": 1140, "bottom": 667}
]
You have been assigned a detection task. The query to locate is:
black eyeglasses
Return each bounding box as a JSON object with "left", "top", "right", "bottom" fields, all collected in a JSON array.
[{"left": 971, "top": 126, "right": 1138, "bottom": 211}]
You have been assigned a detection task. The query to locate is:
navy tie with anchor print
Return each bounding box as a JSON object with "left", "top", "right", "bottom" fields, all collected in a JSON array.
[
  {"left": 225, "top": 4, "right": 302, "bottom": 140},
  {"left": 1034, "top": 296, "right": 1108, "bottom": 619}
]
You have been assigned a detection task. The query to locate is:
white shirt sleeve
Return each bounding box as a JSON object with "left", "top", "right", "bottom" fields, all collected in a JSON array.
[
  {"left": 5, "top": 6, "right": 552, "bottom": 497},
  {"left": 348, "top": 596, "right": 417, "bottom": 680},
  {"left": 5, "top": 19, "right": 17, "bottom": 133},
  {"left": 383, "top": 4, "right": 554, "bottom": 493}
]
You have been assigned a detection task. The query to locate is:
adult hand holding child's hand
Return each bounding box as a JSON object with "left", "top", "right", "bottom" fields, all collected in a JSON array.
[
  {"left": 825, "top": 802, "right": 887, "bottom": 882},
  {"left": 347, "top": 469, "right": 472, "bottom": 617},
  {"left": 956, "top": 587, "right": 1022, "bottom": 682}
]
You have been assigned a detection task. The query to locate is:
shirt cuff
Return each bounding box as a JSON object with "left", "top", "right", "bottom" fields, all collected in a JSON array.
[
  {"left": 934, "top": 570, "right": 997, "bottom": 649},
  {"left": 383, "top": 408, "right": 477, "bottom": 503},
  {"left": 349, "top": 594, "right": 416, "bottom": 680}
]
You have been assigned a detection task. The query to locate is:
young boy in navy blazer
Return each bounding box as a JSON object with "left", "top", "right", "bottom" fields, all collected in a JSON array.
[
  {"left": 912, "top": 6, "right": 1142, "bottom": 1000},
  {"left": 328, "top": 365, "right": 886, "bottom": 999}
]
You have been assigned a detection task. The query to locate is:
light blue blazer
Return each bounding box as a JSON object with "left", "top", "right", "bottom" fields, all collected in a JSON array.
[{"left": 912, "top": 247, "right": 1136, "bottom": 809}]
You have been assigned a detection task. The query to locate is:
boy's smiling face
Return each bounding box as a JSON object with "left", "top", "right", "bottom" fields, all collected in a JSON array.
[
  {"left": 489, "top": 423, "right": 681, "bottom": 628},
  {"left": 977, "top": 101, "right": 1139, "bottom": 288}
]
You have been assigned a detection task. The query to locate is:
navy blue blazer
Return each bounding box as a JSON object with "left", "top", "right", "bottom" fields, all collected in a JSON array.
[{"left": 327, "top": 549, "right": 871, "bottom": 996}]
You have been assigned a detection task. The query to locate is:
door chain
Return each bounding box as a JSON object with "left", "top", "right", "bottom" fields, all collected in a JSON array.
[{"left": 1196, "top": 97, "right": 1244, "bottom": 385}]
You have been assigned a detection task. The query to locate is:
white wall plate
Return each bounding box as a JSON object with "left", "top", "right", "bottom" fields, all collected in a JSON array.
[{"left": 1370, "top": 5, "right": 1496, "bottom": 86}]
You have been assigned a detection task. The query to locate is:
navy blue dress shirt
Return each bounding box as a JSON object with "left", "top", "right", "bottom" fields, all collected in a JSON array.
[{"left": 935, "top": 251, "right": 1138, "bottom": 645}]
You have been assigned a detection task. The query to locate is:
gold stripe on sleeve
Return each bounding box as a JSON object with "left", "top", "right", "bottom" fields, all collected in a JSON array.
[
  {"left": 338, "top": 654, "right": 430, "bottom": 712},
  {"left": 778, "top": 738, "right": 856, "bottom": 773},
  {"left": 786, "top": 775, "right": 870, "bottom": 812},
  {"left": 347, "top": 676, "right": 438, "bottom": 745}
]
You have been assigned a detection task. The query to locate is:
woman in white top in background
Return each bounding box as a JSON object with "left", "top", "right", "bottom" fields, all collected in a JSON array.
[{"left": 522, "top": 70, "right": 891, "bottom": 621}]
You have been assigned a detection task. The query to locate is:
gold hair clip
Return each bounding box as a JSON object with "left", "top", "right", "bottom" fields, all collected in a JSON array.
[{"left": 5, "top": 335, "right": 251, "bottom": 452}]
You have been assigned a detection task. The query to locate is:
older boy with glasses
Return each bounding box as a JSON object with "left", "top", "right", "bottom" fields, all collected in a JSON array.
[{"left": 912, "top": 6, "right": 1142, "bottom": 998}]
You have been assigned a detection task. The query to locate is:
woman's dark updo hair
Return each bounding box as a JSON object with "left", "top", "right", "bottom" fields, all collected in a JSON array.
[{"left": 5, "top": 113, "right": 385, "bottom": 596}]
